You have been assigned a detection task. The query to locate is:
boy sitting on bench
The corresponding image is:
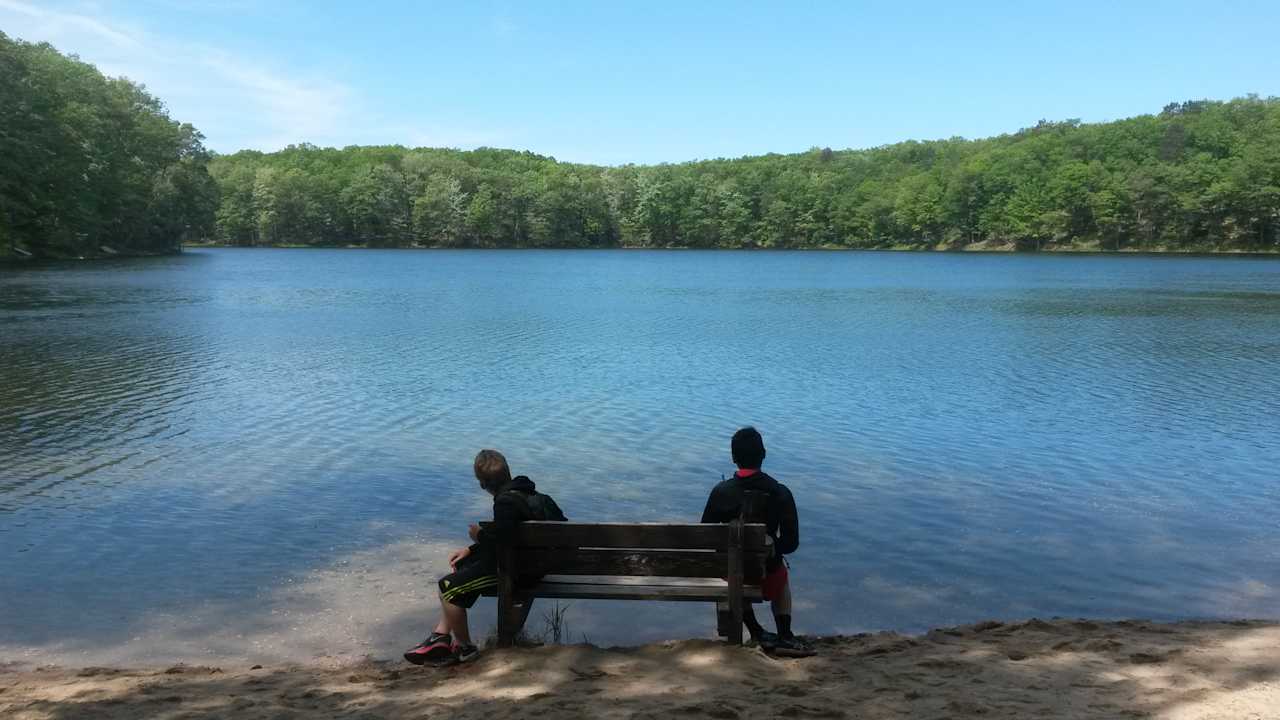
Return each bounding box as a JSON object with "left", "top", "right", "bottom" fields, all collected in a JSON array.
[
  {"left": 404, "top": 449, "right": 565, "bottom": 665},
  {"left": 701, "top": 427, "right": 810, "bottom": 655}
]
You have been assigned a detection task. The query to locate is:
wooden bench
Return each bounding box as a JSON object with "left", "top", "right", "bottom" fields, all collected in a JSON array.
[{"left": 480, "top": 519, "right": 769, "bottom": 646}]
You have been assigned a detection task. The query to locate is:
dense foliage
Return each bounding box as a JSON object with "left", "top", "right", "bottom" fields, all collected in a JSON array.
[
  {"left": 3, "top": 35, "right": 1277, "bottom": 256},
  {"left": 210, "top": 97, "right": 1280, "bottom": 252},
  {"left": 0, "top": 32, "right": 217, "bottom": 259}
]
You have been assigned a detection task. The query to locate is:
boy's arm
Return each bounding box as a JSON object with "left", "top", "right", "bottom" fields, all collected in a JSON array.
[
  {"left": 775, "top": 484, "right": 800, "bottom": 555},
  {"left": 700, "top": 484, "right": 726, "bottom": 523}
]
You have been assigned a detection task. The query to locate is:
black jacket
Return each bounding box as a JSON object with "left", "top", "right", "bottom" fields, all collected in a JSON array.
[
  {"left": 472, "top": 476, "right": 565, "bottom": 557},
  {"left": 700, "top": 471, "right": 799, "bottom": 559}
]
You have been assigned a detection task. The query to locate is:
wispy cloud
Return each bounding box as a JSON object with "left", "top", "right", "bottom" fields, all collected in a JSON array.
[
  {"left": 491, "top": 14, "right": 517, "bottom": 40},
  {"left": 0, "top": 0, "right": 142, "bottom": 48},
  {"left": 196, "top": 51, "right": 356, "bottom": 150},
  {"left": 0, "top": 0, "right": 503, "bottom": 153}
]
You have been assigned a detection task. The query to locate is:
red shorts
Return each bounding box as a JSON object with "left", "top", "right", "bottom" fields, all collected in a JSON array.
[{"left": 759, "top": 561, "right": 789, "bottom": 601}]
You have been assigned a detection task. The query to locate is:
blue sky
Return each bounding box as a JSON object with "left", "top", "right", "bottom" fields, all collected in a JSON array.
[{"left": 3, "top": 0, "right": 1278, "bottom": 164}]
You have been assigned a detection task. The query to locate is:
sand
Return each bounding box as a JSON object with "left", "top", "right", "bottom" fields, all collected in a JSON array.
[{"left": 2, "top": 619, "right": 1277, "bottom": 719}]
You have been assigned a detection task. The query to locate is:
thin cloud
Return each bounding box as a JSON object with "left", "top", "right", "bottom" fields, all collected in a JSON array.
[
  {"left": 0, "top": 0, "right": 142, "bottom": 48},
  {"left": 491, "top": 14, "right": 517, "bottom": 40},
  {"left": 0, "top": 0, "right": 500, "bottom": 153},
  {"left": 132, "top": 0, "right": 265, "bottom": 11},
  {"left": 198, "top": 52, "right": 355, "bottom": 150}
]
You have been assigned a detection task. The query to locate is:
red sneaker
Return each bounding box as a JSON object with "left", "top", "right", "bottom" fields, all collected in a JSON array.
[{"left": 403, "top": 632, "right": 452, "bottom": 665}]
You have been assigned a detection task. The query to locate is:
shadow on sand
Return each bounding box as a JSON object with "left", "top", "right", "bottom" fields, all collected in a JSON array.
[{"left": 3, "top": 619, "right": 1277, "bottom": 719}]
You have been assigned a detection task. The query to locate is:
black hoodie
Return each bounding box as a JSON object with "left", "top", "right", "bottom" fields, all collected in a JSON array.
[
  {"left": 471, "top": 476, "right": 564, "bottom": 559},
  {"left": 700, "top": 470, "right": 799, "bottom": 560}
]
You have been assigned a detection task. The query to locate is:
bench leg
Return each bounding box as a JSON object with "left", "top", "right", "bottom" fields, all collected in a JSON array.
[
  {"left": 718, "top": 600, "right": 764, "bottom": 637},
  {"left": 496, "top": 546, "right": 517, "bottom": 647},
  {"left": 509, "top": 598, "right": 534, "bottom": 644},
  {"left": 497, "top": 595, "right": 514, "bottom": 647},
  {"left": 727, "top": 598, "right": 744, "bottom": 645},
  {"left": 716, "top": 602, "right": 733, "bottom": 638},
  {"left": 726, "top": 520, "right": 745, "bottom": 645}
]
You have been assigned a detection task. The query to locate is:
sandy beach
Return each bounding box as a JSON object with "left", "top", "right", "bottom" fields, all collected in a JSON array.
[{"left": 3, "top": 619, "right": 1277, "bottom": 719}]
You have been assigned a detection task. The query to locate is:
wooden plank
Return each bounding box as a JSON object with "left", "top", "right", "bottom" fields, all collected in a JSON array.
[
  {"left": 726, "top": 518, "right": 744, "bottom": 645},
  {"left": 514, "top": 548, "right": 767, "bottom": 578},
  {"left": 496, "top": 542, "right": 517, "bottom": 647},
  {"left": 509, "top": 581, "right": 764, "bottom": 603},
  {"left": 542, "top": 574, "right": 754, "bottom": 587},
  {"left": 481, "top": 576, "right": 764, "bottom": 602},
  {"left": 481, "top": 521, "right": 768, "bottom": 551}
]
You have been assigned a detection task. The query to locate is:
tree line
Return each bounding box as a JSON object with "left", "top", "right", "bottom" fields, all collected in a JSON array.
[
  {"left": 0, "top": 32, "right": 217, "bottom": 260},
  {"left": 3, "top": 34, "right": 1278, "bottom": 258},
  {"left": 209, "top": 97, "right": 1280, "bottom": 252}
]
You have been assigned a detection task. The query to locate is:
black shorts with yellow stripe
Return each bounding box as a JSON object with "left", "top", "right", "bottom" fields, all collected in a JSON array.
[{"left": 438, "top": 552, "right": 497, "bottom": 609}]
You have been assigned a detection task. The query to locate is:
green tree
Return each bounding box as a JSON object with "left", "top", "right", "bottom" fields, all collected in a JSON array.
[
  {"left": 412, "top": 175, "right": 467, "bottom": 246},
  {"left": 186, "top": 94, "right": 1280, "bottom": 254},
  {"left": 340, "top": 164, "right": 411, "bottom": 247},
  {"left": 465, "top": 184, "right": 499, "bottom": 246},
  {"left": 0, "top": 32, "right": 216, "bottom": 258}
]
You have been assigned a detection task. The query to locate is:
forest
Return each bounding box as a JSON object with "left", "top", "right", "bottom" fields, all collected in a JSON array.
[
  {"left": 3, "top": 34, "right": 1279, "bottom": 258},
  {"left": 0, "top": 33, "right": 217, "bottom": 260},
  {"left": 208, "top": 98, "right": 1280, "bottom": 253}
]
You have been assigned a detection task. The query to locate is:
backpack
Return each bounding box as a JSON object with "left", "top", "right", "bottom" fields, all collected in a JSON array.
[
  {"left": 739, "top": 488, "right": 781, "bottom": 565},
  {"left": 739, "top": 488, "right": 774, "bottom": 526},
  {"left": 504, "top": 489, "right": 567, "bottom": 522}
]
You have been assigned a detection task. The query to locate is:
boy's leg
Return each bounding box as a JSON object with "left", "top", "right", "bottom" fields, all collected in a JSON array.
[
  {"left": 768, "top": 574, "right": 814, "bottom": 656},
  {"left": 759, "top": 560, "right": 791, "bottom": 635},
  {"left": 404, "top": 602, "right": 454, "bottom": 664},
  {"left": 436, "top": 552, "right": 497, "bottom": 653},
  {"left": 741, "top": 603, "right": 769, "bottom": 640},
  {"left": 406, "top": 552, "right": 495, "bottom": 664},
  {"left": 439, "top": 592, "right": 472, "bottom": 646},
  {"left": 771, "top": 579, "right": 793, "bottom": 638}
]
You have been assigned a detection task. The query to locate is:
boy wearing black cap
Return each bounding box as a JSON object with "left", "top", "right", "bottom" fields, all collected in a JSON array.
[{"left": 701, "top": 427, "right": 809, "bottom": 655}]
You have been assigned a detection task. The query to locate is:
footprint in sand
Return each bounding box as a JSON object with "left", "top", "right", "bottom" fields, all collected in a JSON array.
[
  {"left": 780, "top": 685, "right": 809, "bottom": 697},
  {"left": 946, "top": 698, "right": 992, "bottom": 715},
  {"left": 1084, "top": 639, "right": 1123, "bottom": 652},
  {"left": 916, "top": 658, "right": 966, "bottom": 670},
  {"left": 778, "top": 704, "right": 845, "bottom": 718}
]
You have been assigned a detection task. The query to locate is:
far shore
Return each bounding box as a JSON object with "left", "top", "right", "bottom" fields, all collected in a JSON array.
[
  {"left": 7, "top": 243, "right": 1280, "bottom": 264},
  {"left": 3, "top": 618, "right": 1276, "bottom": 719},
  {"left": 177, "top": 241, "right": 1280, "bottom": 256}
]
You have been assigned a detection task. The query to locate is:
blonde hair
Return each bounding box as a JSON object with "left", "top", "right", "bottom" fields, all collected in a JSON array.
[{"left": 473, "top": 449, "right": 512, "bottom": 492}]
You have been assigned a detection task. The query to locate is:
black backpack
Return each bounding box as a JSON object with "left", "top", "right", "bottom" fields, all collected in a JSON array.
[
  {"left": 739, "top": 489, "right": 774, "bottom": 526},
  {"left": 740, "top": 489, "right": 782, "bottom": 566},
  {"left": 504, "top": 490, "right": 568, "bottom": 522}
]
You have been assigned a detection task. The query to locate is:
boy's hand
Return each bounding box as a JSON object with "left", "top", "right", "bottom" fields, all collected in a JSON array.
[
  {"left": 468, "top": 523, "right": 481, "bottom": 541},
  {"left": 448, "top": 546, "right": 471, "bottom": 570}
]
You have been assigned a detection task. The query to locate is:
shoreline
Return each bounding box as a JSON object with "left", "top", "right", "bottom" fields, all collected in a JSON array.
[
  {"left": 6, "top": 244, "right": 1278, "bottom": 263},
  {"left": 0, "top": 247, "right": 181, "bottom": 265},
  {"left": 3, "top": 618, "right": 1277, "bottom": 719},
  {"left": 178, "top": 243, "right": 1280, "bottom": 257}
]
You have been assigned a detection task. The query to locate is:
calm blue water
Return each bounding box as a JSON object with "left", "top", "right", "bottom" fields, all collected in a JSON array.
[{"left": 2, "top": 249, "right": 1279, "bottom": 662}]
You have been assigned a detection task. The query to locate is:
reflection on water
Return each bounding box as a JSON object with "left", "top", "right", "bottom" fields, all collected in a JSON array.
[{"left": 2, "top": 249, "right": 1279, "bottom": 663}]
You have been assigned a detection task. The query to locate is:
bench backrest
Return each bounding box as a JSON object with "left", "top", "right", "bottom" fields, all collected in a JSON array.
[{"left": 497, "top": 521, "right": 769, "bottom": 578}]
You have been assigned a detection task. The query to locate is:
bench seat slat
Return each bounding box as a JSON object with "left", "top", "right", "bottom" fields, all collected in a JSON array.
[{"left": 487, "top": 575, "right": 764, "bottom": 603}]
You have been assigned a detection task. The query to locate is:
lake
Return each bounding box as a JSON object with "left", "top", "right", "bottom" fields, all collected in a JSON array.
[{"left": 2, "top": 248, "right": 1278, "bottom": 665}]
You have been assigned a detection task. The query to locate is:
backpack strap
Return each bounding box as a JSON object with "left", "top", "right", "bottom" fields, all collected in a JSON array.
[{"left": 739, "top": 489, "right": 773, "bottom": 524}]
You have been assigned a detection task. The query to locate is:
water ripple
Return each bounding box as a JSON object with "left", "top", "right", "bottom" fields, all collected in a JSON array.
[{"left": 1, "top": 249, "right": 1279, "bottom": 654}]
